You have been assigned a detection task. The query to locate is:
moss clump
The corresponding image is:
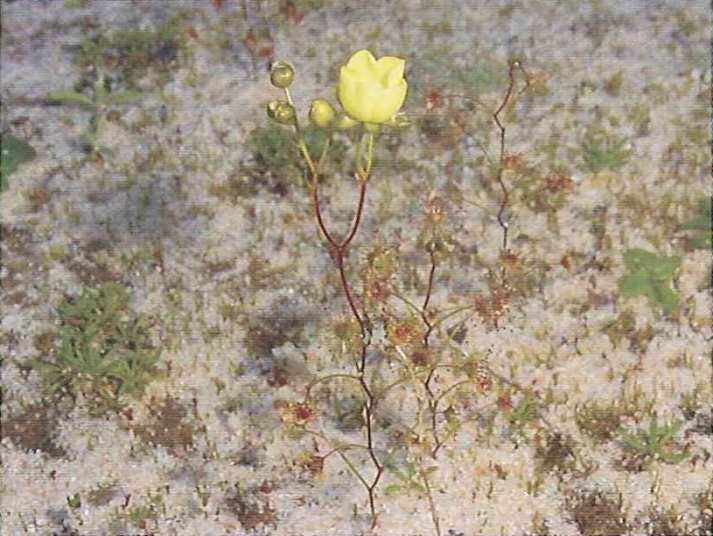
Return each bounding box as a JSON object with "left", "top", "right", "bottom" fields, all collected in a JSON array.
[
  {"left": 34, "top": 282, "right": 160, "bottom": 414},
  {"left": 2, "top": 403, "right": 65, "bottom": 457},
  {"left": 225, "top": 483, "right": 278, "bottom": 531},
  {"left": 575, "top": 400, "right": 631, "bottom": 444},
  {"left": 133, "top": 397, "right": 195, "bottom": 450},
  {"left": 535, "top": 433, "right": 576, "bottom": 473},
  {"left": 568, "top": 491, "right": 628, "bottom": 536}
]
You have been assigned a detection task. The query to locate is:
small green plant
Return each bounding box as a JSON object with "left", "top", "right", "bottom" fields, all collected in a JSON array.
[
  {"left": 246, "top": 123, "right": 299, "bottom": 175},
  {"left": 245, "top": 123, "right": 339, "bottom": 180},
  {"left": 619, "top": 248, "right": 680, "bottom": 315},
  {"left": 33, "top": 282, "right": 159, "bottom": 414},
  {"left": 47, "top": 71, "right": 142, "bottom": 159},
  {"left": 507, "top": 392, "right": 540, "bottom": 438},
  {"left": 579, "top": 129, "right": 631, "bottom": 173},
  {"left": 1, "top": 134, "right": 36, "bottom": 193},
  {"left": 74, "top": 16, "right": 189, "bottom": 89},
  {"left": 619, "top": 418, "right": 690, "bottom": 468},
  {"left": 383, "top": 454, "right": 436, "bottom": 496},
  {"left": 680, "top": 198, "right": 711, "bottom": 250}
]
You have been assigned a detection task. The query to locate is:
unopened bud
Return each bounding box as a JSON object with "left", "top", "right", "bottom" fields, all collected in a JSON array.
[
  {"left": 334, "top": 113, "right": 358, "bottom": 130},
  {"left": 269, "top": 60, "right": 294, "bottom": 88},
  {"left": 266, "top": 100, "right": 296, "bottom": 125},
  {"left": 309, "top": 98, "right": 336, "bottom": 128}
]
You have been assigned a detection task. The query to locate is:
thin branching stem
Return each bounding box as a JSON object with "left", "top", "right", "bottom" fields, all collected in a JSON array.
[
  {"left": 420, "top": 467, "right": 442, "bottom": 536},
  {"left": 296, "top": 121, "right": 381, "bottom": 525},
  {"left": 421, "top": 246, "right": 438, "bottom": 347},
  {"left": 492, "top": 60, "right": 531, "bottom": 254},
  {"left": 305, "top": 373, "right": 362, "bottom": 397}
]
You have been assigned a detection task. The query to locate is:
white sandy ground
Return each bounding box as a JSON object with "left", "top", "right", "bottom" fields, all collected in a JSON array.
[{"left": 1, "top": 0, "right": 711, "bottom": 535}]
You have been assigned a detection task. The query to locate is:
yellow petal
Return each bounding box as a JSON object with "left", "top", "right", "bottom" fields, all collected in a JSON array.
[
  {"left": 368, "top": 80, "right": 407, "bottom": 123},
  {"left": 386, "top": 60, "right": 405, "bottom": 87},
  {"left": 337, "top": 50, "right": 408, "bottom": 124},
  {"left": 375, "top": 56, "right": 405, "bottom": 87},
  {"left": 344, "top": 49, "right": 376, "bottom": 74}
]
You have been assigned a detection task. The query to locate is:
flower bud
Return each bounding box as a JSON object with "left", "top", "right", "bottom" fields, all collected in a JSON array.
[
  {"left": 269, "top": 60, "right": 295, "bottom": 88},
  {"left": 334, "top": 113, "right": 358, "bottom": 130},
  {"left": 266, "top": 100, "right": 296, "bottom": 125},
  {"left": 308, "top": 98, "right": 336, "bottom": 128}
]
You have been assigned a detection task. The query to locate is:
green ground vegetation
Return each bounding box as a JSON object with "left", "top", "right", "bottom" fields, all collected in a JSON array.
[
  {"left": 1, "top": 134, "right": 36, "bottom": 192},
  {"left": 618, "top": 418, "right": 690, "bottom": 468},
  {"left": 32, "top": 282, "right": 160, "bottom": 414},
  {"left": 619, "top": 248, "right": 680, "bottom": 316}
]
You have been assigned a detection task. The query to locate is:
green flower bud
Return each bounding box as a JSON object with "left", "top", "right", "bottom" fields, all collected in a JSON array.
[
  {"left": 266, "top": 100, "right": 296, "bottom": 125},
  {"left": 334, "top": 113, "right": 358, "bottom": 130},
  {"left": 308, "top": 98, "right": 336, "bottom": 128},
  {"left": 269, "top": 60, "right": 295, "bottom": 89}
]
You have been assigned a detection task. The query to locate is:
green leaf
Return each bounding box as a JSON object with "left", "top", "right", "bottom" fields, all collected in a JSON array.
[
  {"left": 383, "top": 484, "right": 402, "bottom": 496},
  {"left": 619, "top": 272, "right": 651, "bottom": 296},
  {"left": 654, "top": 285, "right": 679, "bottom": 316},
  {"left": 47, "top": 90, "right": 95, "bottom": 107},
  {"left": 619, "top": 248, "right": 680, "bottom": 315},
  {"left": 101, "top": 90, "right": 143, "bottom": 105},
  {"left": 681, "top": 199, "right": 711, "bottom": 249},
  {"left": 67, "top": 493, "right": 82, "bottom": 509},
  {"left": 681, "top": 214, "right": 710, "bottom": 231},
  {"left": 1, "top": 134, "right": 37, "bottom": 192}
]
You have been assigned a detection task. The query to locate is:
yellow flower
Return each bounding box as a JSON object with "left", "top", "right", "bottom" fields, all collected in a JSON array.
[{"left": 337, "top": 49, "right": 407, "bottom": 124}]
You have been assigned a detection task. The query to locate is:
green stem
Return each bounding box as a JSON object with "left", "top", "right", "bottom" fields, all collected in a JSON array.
[
  {"left": 390, "top": 291, "right": 424, "bottom": 316},
  {"left": 429, "top": 305, "right": 474, "bottom": 331},
  {"left": 303, "top": 429, "right": 371, "bottom": 490},
  {"left": 355, "top": 132, "right": 367, "bottom": 175},
  {"left": 317, "top": 133, "right": 332, "bottom": 171},
  {"left": 322, "top": 443, "right": 371, "bottom": 459},
  {"left": 376, "top": 376, "right": 412, "bottom": 400},
  {"left": 300, "top": 140, "right": 316, "bottom": 172},
  {"left": 305, "top": 373, "right": 362, "bottom": 396},
  {"left": 434, "top": 379, "right": 471, "bottom": 405},
  {"left": 419, "top": 468, "right": 442, "bottom": 536},
  {"left": 365, "top": 132, "right": 375, "bottom": 176}
]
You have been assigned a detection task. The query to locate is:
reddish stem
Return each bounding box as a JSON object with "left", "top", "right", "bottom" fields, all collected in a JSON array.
[
  {"left": 421, "top": 246, "right": 437, "bottom": 347},
  {"left": 308, "top": 166, "right": 380, "bottom": 522}
]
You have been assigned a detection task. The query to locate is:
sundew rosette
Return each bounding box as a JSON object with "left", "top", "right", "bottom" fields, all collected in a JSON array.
[{"left": 337, "top": 49, "right": 408, "bottom": 124}]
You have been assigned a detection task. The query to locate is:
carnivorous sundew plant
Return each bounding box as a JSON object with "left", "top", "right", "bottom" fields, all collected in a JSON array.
[
  {"left": 266, "top": 49, "right": 410, "bottom": 526},
  {"left": 265, "top": 50, "right": 550, "bottom": 533}
]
